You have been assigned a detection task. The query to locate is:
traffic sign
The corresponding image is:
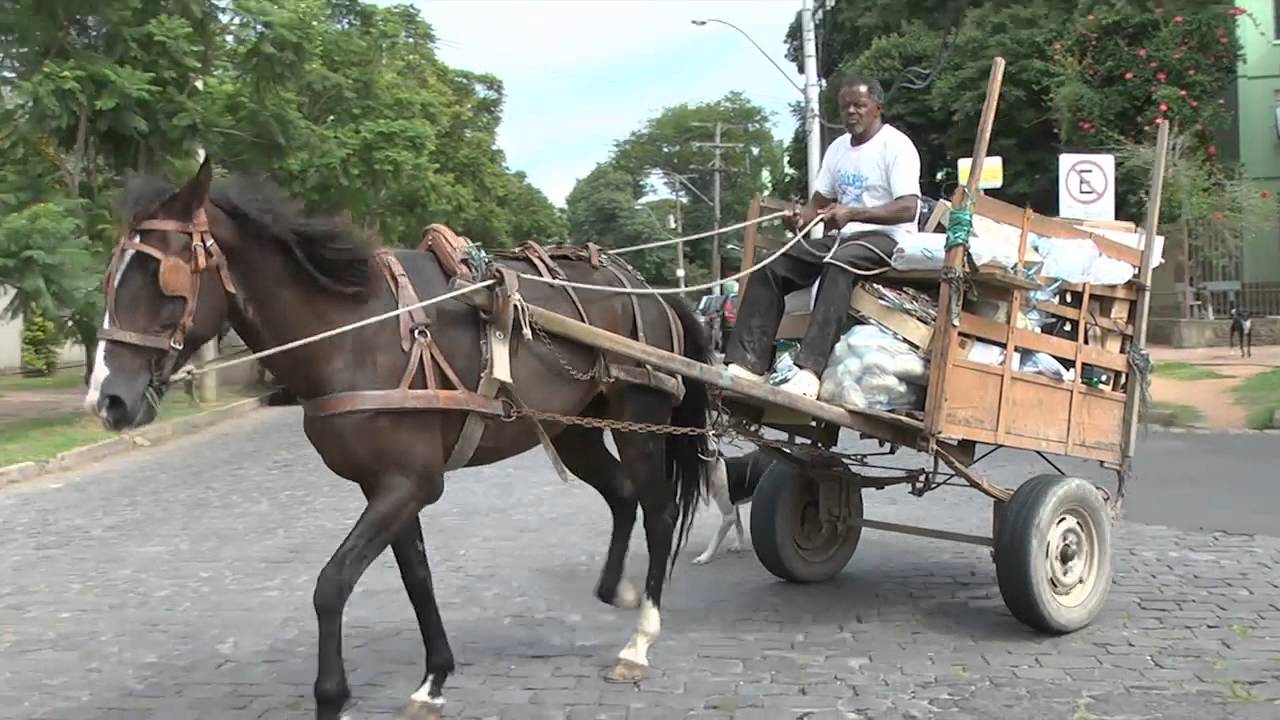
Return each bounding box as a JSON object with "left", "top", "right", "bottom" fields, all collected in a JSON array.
[
  {"left": 957, "top": 155, "right": 1004, "bottom": 190},
  {"left": 1058, "top": 153, "right": 1115, "bottom": 221}
]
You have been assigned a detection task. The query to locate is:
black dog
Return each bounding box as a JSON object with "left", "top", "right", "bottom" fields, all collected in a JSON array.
[
  {"left": 1230, "top": 305, "right": 1253, "bottom": 358},
  {"left": 694, "top": 449, "right": 778, "bottom": 564}
]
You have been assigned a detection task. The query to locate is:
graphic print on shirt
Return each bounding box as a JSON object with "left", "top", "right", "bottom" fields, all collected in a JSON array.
[{"left": 835, "top": 169, "right": 868, "bottom": 207}]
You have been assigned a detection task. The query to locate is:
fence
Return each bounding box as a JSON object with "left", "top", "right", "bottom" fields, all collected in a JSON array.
[{"left": 1149, "top": 219, "right": 1280, "bottom": 319}]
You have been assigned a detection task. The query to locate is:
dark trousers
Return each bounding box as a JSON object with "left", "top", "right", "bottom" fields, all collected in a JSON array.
[{"left": 725, "top": 231, "right": 897, "bottom": 376}]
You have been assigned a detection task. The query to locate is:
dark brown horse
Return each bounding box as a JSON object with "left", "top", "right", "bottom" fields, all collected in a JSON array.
[{"left": 82, "top": 159, "right": 711, "bottom": 719}]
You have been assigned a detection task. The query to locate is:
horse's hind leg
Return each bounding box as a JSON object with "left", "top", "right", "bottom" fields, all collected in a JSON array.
[
  {"left": 388, "top": 514, "right": 454, "bottom": 720},
  {"left": 603, "top": 387, "right": 678, "bottom": 683},
  {"left": 552, "top": 424, "right": 641, "bottom": 609},
  {"left": 313, "top": 476, "right": 431, "bottom": 720}
]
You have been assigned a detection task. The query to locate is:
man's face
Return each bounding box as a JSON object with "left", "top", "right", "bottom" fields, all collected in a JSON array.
[{"left": 839, "top": 85, "right": 881, "bottom": 136}]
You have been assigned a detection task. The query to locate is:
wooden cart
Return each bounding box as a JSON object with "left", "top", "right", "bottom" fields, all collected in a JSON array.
[{"left": 514, "top": 57, "right": 1169, "bottom": 634}]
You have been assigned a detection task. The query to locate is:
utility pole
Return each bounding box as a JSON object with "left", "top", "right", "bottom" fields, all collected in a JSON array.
[
  {"left": 801, "top": 0, "right": 823, "bottom": 236},
  {"left": 194, "top": 77, "right": 217, "bottom": 404},
  {"left": 692, "top": 120, "right": 747, "bottom": 297},
  {"left": 672, "top": 186, "right": 686, "bottom": 288}
]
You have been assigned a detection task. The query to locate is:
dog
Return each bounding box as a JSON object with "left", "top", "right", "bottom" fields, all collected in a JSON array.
[
  {"left": 693, "top": 449, "right": 778, "bottom": 564},
  {"left": 1230, "top": 305, "right": 1253, "bottom": 358}
]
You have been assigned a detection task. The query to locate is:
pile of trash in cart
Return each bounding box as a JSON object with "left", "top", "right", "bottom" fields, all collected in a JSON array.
[{"left": 766, "top": 210, "right": 1161, "bottom": 415}]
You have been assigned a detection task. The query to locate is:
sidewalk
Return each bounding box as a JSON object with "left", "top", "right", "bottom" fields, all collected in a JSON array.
[
  {"left": 1149, "top": 344, "right": 1280, "bottom": 367},
  {"left": 1146, "top": 343, "right": 1279, "bottom": 430}
]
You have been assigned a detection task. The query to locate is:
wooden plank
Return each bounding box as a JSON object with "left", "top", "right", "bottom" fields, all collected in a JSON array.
[
  {"left": 1066, "top": 283, "right": 1092, "bottom": 454},
  {"left": 849, "top": 285, "right": 934, "bottom": 350},
  {"left": 1005, "top": 376, "right": 1072, "bottom": 445},
  {"left": 940, "top": 362, "right": 1002, "bottom": 434},
  {"left": 925, "top": 55, "right": 1006, "bottom": 439},
  {"left": 739, "top": 193, "right": 762, "bottom": 297},
  {"left": 974, "top": 194, "right": 1144, "bottom": 267},
  {"left": 1060, "top": 281, "right": 1137, "bottom": 300},
  {"left": 993, "top": 206, "right": 1032, "bottom": 445},
  {"left": 924, "top": 198, "right": 951, "bottom": 232},
  {"left": 1072, "top": 391, "right": 1125, "bottom": 459},
  {"left": 511, "top": 298, "right": 931, "bottom": 448},
  {"left": 1076, "top": 219, "right": 1138, "bottom": 233}
]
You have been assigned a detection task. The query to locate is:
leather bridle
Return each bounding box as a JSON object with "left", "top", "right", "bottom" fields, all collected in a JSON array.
[{"left": 100, "top": 206, "right": 238, "bottom": 390}]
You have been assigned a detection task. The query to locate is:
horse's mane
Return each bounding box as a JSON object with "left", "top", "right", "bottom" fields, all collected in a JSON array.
[{"left": 123, "top": 174, "right": 374, "bottom": 300}]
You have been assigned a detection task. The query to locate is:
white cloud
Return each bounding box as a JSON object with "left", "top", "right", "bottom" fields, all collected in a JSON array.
[{"left": 411, "top": 0, "right": 806, "bottom": 205}]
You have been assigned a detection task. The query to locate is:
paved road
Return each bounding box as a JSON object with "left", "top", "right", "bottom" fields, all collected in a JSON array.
[{"left": 1, "top": 408, "right": 1278, "bottom": 720}]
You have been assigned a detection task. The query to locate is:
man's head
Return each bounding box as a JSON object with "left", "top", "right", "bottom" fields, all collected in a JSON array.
[{"left": 837, "top": 73, "right": 885, "bottom": 138}]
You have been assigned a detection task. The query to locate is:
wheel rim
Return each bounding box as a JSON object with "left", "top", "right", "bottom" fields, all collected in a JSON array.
[
  {"left": 1044, "top": 505, "right": 1099, "bottom": 608},
  {"left": 790, "top": 482, "right": 852, "bottom": 563}
]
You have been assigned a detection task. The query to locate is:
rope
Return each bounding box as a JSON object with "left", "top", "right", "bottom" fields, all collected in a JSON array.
[
  {"left": 162, "top": 207, "right": 794, "bottom": 379},
  {"left": 513, "top": 216, "right": 826, "bottom": 297},
  {"left": 607, "top": 210, "right": 788, "bottom": 255},
  {"left": 176, "top": 279, "right": 497, "bottom": 378},
  {"left": 945, "top": 194, "right": 975, "bottom": 250}
]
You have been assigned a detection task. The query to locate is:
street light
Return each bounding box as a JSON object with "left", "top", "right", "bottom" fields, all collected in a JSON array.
[
  {"left": 691, "top": 18, "right": 804, "bottom": 94},
  {"left": 633, "top": 202, "right": 687, "bottom": 288}
]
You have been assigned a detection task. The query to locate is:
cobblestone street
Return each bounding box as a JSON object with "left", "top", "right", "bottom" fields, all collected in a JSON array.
[{"left": 2, "top": 407, "right": 1278, "bottom": 719}]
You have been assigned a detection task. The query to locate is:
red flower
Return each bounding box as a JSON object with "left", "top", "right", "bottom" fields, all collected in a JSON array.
[
  {"left": 1087, "top": 14, "right": 1096, "bottom": 20},
  {"left": 1189, "top": 99, "right": 1199, "bottom": 107},
  {"left": 1155, "top": 117, "right": 1165, "bottom": 124},
  {"left": 1213, "top": 212, "right": 1224, "bottom": 224},
  {"left": 1207, "top": 145, "right": 1217, "bottom": 157},
  {"left": 1178, "top": 89, "right": 1188, "bottom": 96},
  {"left": 1174, "top": 15, "right": 1184, "bottom": 23},
  {"left": 1150, "top": 61, "right": 1159, "bottom": 67},
  {"left": 1156, "top": 72, "right": 1168, "bottom": 81},
  {"left": 1125, "top": 71, "right": 1135, "bottom": 80},
  {"left": 1262, "top": 191, "right": 1272, "bottom": 199},
  {"left": 1160, "top": 103, "right": 1169, "bottom": 112},
  {"left": 1221, "top": 36, "right": 1230, "bottom": 44},
  {"left": 1138, "top": 48, "right": 1148, "bottom": 57},
  {"left": 1053, "top": 42, "right": 1062, "bottom": 50},
  {"left": 1189, "top": 68, "right": 1197, "bottom": 76}
]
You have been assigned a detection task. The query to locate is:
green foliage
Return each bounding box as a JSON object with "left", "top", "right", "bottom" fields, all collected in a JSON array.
[
  {"left": 20, "top": 307, "right": 60, "bottom": 377},
  {"left": 784, "top": 0, "right": 1256, "bottom": 228},
  {"left": 0, "top": 202, "right": 96, "bottom": 323},
  {"left": 568, "top": 92, "right": 779, "bottom": 288}
]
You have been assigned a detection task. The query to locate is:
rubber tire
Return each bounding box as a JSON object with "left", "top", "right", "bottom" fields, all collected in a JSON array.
[
  {"left": 750, "top": 462, "right": 863, "bottom": 583},
  {"left": 995, "top": 474, "right": 1113, "bottom": 634}
]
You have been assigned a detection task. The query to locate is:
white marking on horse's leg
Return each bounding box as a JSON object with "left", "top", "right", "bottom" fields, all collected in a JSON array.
[
  {"left": 613, "top": 578, "right": 641, "bottom": 609},
  {"left": 409, "top": 674, "right": 444, "bottom": 705},
  {"left": 728, "top": 506, "right": 747, "bottom": 552},
  {"left": 617, "top": 597, "right": 660, "bottom": 667},
  {"left": 84, "top": 244, "right": 136, "bottom": 415}
]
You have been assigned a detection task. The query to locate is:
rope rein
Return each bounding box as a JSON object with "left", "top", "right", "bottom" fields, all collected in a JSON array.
[{"left": 170, "top": 211, "right": 813, "bottom": 379}]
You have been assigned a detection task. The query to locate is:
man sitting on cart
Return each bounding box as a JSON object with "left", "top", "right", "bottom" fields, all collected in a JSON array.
[{"left": 724, "top": 72, "right": 923, "bottom": 400}]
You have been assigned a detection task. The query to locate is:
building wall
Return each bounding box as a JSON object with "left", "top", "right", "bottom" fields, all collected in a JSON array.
[
  {"left": 1236, "top": 0, "right": 1280, "bottom": 283},
  {"left": 0, "top": 285, "right": 87, "bottom": 372}
]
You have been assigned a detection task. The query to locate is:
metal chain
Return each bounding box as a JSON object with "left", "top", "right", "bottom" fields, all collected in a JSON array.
[
  {"left": 502, "top": 404, "right": 713, "bottom": 436},
  {"left": 530, "top": 319, "right": 600, "bottom": 382}
]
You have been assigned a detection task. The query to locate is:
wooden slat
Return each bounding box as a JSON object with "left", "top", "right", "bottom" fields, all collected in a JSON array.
[
  {"left": 1066, "top": 284, "right": 1092, "bottom": 454},
  {"left": 1060, "top": 281, "right": 1137, "bottom": 300},
  {"left": 849, "top": 285, "right": 933, "bottom": 350},
  {"left": 738, "top": 193, "right": 762, "bottom": 297},
  {"left": 975, "top": 194, "right": 1144, "bottom": 266}
]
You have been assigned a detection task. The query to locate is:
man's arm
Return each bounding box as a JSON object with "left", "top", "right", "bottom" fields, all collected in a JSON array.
[{"left": 826, "top": 195, "right": 918, "bottom": 226}]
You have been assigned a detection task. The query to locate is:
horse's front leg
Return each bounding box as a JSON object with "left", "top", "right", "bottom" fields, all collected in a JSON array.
[
  {"left": 388, "top": 510, "right": 455, "bottom": 720},
  {"left": 313, "top": 476, "right": 428, "bottom": 720}
]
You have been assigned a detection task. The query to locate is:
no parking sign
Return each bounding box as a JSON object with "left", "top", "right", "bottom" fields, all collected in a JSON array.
[{"left": 1058, "top": 153, "right": 1115, "bottom": 222}]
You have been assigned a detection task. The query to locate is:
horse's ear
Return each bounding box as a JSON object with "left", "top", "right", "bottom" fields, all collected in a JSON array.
[{"left": 169, "top": 155, "right": 213, "bottom": 218}]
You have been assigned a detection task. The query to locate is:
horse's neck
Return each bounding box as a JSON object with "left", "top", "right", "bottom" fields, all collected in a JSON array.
[{"left": 224, "top": 244, "right": 378, "bottom": 400}]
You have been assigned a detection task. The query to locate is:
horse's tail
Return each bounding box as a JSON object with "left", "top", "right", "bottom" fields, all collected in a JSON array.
[{"left": 665, "top": 296, "right": 712, "bottom": 576}]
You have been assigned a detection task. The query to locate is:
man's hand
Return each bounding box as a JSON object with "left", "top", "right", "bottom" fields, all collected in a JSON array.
[
  {"left": 783, "top": 203, "right": 822, "bottom": 232},
  {"left": 821, "top": 203, "right": 862, "bottom": 227}
]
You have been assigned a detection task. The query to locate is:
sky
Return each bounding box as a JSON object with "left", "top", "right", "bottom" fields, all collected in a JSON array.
[{"left": 411, "top": 0, "right": 809, "bottom": 207}]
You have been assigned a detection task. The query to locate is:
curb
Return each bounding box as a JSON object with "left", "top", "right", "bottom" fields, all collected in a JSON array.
[{"left": 0, "top": 394, "right": 271, "bottom": 488}]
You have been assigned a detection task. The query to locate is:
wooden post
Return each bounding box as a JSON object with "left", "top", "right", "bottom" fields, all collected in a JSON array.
[
  {"left": 923, "top": 56, "right": 1006, "bottom": 438},
  {"left": 739, "top": 193, "right": 762, "bottom": 297},
  {"left": 1122, "top": 120, "right": 1171, "bottom": 462}
]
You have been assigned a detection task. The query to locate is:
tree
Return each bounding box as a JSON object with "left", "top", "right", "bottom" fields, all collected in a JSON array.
[{"left": 565, "top": 162, "right": 678, "bottom": 285}]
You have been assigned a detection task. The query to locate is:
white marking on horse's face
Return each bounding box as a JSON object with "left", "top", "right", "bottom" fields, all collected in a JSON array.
[
  {"left": 409, "top": 674, "right": 444, "bottom": 705},
  {"left": 83, "top": 242, "right": 137, "bottom": 416},
  {"left": 617, "top": 597, "right": 661, "bottom": 667}
]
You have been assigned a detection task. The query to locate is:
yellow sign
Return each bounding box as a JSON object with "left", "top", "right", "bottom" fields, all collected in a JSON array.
[{"left": 957, "top": 156, "right": 1004, "bottom": 190}]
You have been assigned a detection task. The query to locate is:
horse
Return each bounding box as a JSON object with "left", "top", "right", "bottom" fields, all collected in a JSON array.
[{"left": 82, "top": 158, "right": 712, "bottom": 720}]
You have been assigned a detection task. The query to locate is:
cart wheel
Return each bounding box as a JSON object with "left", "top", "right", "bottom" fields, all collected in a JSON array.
[
  {"left": 995, "top": 475, "right": 1112, "bottom": 634},
  {"left": 750, "top": 462, "right": 863, "bottom": 583}
]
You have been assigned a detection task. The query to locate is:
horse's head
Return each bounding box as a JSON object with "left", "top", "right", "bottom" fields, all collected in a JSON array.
[{"left": 84, "top": 157, "right": 238, "bottom": 430}]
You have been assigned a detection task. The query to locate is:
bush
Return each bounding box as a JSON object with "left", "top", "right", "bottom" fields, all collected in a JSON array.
[{"left": 20, "top": 306, "right": 60, "bottom": 377}]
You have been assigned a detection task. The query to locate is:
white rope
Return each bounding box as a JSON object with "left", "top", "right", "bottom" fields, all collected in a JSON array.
[
  {"left": 176, "top": 279, "right": 497, "bottom": 378},
  {"left": 170, "top": 209, "right": 794, "bottom": 379},
  {"left": 608, "top": 210, "right": 789, "bottom": 255},
  {"left": 513, "top": 216, "right": 827, "bottom": 297}
]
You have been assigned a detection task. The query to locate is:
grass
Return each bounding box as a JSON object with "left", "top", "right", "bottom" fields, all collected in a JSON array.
[
  {"left": 0, "top": 370, "right": 85, "bottom": 394},
  {"left": 1152, "top": 361, "right": 1228, "bottom": 381},
  {"left": 0, "top": 391, "right": 253, "bottom": 467},
  {"left": 1232, "top": 368, "right": 1280, "bottom": 430},
  {"left": 1145, "top": 401, "right": 1204, "bottom": 427}
]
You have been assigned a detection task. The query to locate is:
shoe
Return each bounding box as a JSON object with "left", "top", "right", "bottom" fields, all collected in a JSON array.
[
  {"left": 726, "top": 363, "right": 765, "bottom": 383},
  {"left": 776, "top": 368, "right": 820, "bottom": 400}
]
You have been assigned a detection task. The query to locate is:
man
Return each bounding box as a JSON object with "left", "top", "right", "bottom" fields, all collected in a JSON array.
[{"left": 724, "top": 73, "right": 922, "bottom": 399}]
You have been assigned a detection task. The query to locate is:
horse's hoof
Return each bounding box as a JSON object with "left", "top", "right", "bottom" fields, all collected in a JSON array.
[
  {"left": 396, "top": 700, "right": 444, "bottom": 720},
  {"left": 602, "top": 659, "right": 647, "bottom": 684}
]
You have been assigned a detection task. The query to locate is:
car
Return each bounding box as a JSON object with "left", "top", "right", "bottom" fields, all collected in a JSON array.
[{"left": 694, "top": 291, "right": 737, "bottom": 351}]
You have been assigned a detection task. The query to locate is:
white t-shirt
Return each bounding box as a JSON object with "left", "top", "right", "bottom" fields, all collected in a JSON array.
[{"left": 814, "top": 123, "right": 922, "bottom": 244}]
